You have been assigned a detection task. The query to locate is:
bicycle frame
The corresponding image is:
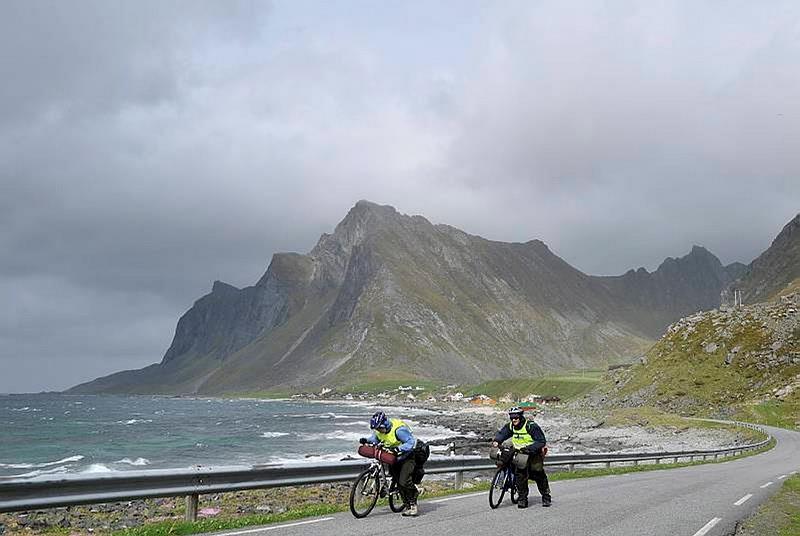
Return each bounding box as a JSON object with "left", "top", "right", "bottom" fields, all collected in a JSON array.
[
  {"left": 369, "top": 458, "right": 392, "bottom": 495},
  {"left": 502, "top": 465, "right": 517, "bottom": 491}
]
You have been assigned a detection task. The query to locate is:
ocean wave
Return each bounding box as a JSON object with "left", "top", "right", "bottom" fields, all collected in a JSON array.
[
  {"left": 117, "top": 419, "right": 153, "bottom": 425},
  {"left": 81, "top": 464, "right": 113, "bottom": 474},
  {"left": 265, "top": 452, "right": 353, "bottom": 464},
  {"left": 115, "top": 457, "right": 150, "bottom": 466},
  {"left": 260, "top": 432, "right": 290, "bottom": 438},
  {"left": 0, "top": 455, "right": 85, "bottom": 469},
  {"left": 0, "top": 466, "right": 70, "bottom": 479},
  {"left": 297, "top": 430, "right": 364, "bottom": 442}
]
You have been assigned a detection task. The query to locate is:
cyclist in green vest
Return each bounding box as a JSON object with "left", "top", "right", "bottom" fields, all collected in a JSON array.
[
  {"left": 492, "top": 406, "right": 551, "bottom": 508},
  {"left": 360, "top": 411, "right": 429, "bottom": 516}
]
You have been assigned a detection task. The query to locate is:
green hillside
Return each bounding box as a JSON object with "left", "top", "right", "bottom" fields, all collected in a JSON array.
[{"left": 600, "top": 296, "right": 800, "bottom": 423}]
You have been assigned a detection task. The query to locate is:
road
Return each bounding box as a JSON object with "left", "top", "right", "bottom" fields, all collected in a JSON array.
[{"left": 203, "top": 425, "right": 800, "bottom": 536}]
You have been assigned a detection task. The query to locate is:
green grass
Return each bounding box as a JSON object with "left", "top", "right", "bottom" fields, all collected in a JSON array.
[
  {"left": 735, "top": 399, "right": 800, "bottom": 430},
  {"left": 735, "top": 474, "right": 800, "bottom": 536},
  {"left": 113, "top": 504, "right": 343, "bottom": 536},
  {"left": 461, "top": 372, "right": 604, "bottom": 401}
]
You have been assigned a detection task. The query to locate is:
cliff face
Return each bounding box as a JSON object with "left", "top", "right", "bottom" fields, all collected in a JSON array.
[
  {"left": 69, "top": 201, "right": 752, "bottom": 395},
  {"left": 735, "top": 214, "right": 800, "bottom": 304}
]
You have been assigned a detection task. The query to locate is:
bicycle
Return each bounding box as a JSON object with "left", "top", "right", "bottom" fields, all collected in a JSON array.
[
  {"left": 349, "top": 444, "right": 405, "bottom": 518},
  {"left": 489, "top": 447, "right": 518, "bottom": 509}
]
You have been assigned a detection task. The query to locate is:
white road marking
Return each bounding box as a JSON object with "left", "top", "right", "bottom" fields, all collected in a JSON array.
[
  {"left": 431, "top": 492, "right": 486, "bottom": 503},
  {"left": 692, "top": 517, "right": 721, "bottom": 536},
  {"left": 734, "top": 494, "right": 752, "bottom": 506},
  {"left": 214, "top": 517, "right": 335, "bottom": 535},
  {"left": 778, "top": 474, "right": 788, "bottom": 479},
  {"left": 760, "top": 481, "right": 774, "bottom": 488}
]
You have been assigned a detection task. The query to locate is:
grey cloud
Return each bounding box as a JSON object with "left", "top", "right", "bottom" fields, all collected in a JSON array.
[
  {"left": 1, "top": 1, "right": 798, "bottom": 391},
  {"left": 0, "top": 1, "right": 270, "bottom": 124}
]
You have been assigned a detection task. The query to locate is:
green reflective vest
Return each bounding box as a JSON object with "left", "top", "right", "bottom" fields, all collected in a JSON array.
[
  {"left": 375, "top": 418, "right": 409, "bottom": 448},
  {"left": 510, "top": 419, "right": 534, "bottom": 449}
]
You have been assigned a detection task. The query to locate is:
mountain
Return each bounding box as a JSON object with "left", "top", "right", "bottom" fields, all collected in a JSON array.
[
  {"left": 596, "top": 246, "right": 745, "bottom": 337},
  {"left": 734, "top": 214, "right": 800, "bottom": 304},
  {"left": 69, "top": 201, "right": 743, "bottom": 395}
]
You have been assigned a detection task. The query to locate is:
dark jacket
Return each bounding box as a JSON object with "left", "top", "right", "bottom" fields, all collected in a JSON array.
[{"left": 493, "top": 418, "right": 547, "bottom": 454}]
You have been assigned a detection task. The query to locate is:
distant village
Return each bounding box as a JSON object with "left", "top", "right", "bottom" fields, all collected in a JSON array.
[{"left": 290, "top": 385, "right": 561, "bottom": 407}]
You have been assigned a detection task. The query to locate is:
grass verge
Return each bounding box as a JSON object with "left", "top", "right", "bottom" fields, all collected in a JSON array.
[{"left": 734, "top": 474, "right": 800, "bottom": 536}]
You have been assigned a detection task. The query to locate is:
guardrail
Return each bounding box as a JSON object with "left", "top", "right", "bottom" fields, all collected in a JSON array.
[{"left": 0, "top": 424, "right": 769, "bottom": 521}]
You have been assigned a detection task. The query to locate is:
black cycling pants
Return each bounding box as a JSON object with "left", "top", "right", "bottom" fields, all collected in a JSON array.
[{"left": 390, "top": 457, "right": 419, "bottom": 505}]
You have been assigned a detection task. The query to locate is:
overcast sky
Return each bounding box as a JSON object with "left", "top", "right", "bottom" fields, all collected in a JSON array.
[{"left": 2, "top": 1, "right": 798, "bottom": 393}]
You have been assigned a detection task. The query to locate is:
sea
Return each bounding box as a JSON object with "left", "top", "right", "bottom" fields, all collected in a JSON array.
[{"left": 0, "top": 393, "right": 458, "bottom": 479}]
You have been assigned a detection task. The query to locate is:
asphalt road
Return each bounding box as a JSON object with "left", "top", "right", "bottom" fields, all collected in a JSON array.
[{"left": 204, "top": 425, "right": 800, "bottom": 536}]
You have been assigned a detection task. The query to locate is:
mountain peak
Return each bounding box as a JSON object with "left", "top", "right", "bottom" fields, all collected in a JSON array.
[
  {"left": 334, "top": 201, "right": 399, "bottom": 235},
  {"left": 211, "top": 280, "right": 238, "bottom": 294}
]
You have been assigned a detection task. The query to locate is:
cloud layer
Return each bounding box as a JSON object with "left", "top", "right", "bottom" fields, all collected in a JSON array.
[{"left": 2, "top": 1, "right": 798, "bottom": 391}]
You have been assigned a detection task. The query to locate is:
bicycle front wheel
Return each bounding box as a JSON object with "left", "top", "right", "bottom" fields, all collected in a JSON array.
[
  {"left": 350, "top": 468, "right": 380, "bottom": 518},
  {"left": 488, "top": 468, "right": 507, "bottom": 509}
]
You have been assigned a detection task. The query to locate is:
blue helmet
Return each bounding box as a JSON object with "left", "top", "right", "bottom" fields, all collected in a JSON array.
[{"left": 370, "top": 411, "right": 390, "bottom": 431}]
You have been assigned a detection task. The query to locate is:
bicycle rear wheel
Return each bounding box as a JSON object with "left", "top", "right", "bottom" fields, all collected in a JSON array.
[
  {"left": 488, "top": 468, "right": 507, "bottom": 509},
  {"left": 388, "top": 487, "right": 406, "bottom": 512},
  {"left": 350, "top": 468, "right": 380, "bottom": 518}
]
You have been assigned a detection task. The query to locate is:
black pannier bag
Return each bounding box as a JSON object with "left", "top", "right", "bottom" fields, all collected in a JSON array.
[
  {"left": 412, "top": 440, "right": 430, "bottom": 484},
  {"left": 489, "top": 445, "right": 515, "bottom": 467}
]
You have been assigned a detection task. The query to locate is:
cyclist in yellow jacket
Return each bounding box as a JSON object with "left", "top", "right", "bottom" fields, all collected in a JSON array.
[
  {"left": 360, "top": 411, "right": 428, "bottom": 516},
  {"left": 492, "top": 406, "right": 551, "bottom": 508}
]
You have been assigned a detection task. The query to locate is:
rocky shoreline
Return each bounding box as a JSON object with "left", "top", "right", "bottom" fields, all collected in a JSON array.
[
  {"left": 402, "top": 402, "right": 756, "bottom": 457},
  {"left": 0, "top": 405, "right": 757, "bottom": 535}
]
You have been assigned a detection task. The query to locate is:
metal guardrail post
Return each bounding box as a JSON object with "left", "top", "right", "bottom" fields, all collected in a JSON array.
[
  {"left": 568, "top": 463, "right": 575, "bottom": 471},
  {"left": 185, "top": 494, "right": 198, "bottom": 522},
  {"left": 449, "top": 443, "right": 463, "bottom": 490},
  {"left": 673, "top": 457, "right": 678, "bottom": 464},
  {"left": 605, "top": 461, "right": 610, "bottom": 469}
]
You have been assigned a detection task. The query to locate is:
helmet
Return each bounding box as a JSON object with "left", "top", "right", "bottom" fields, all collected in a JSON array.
[
  {"left": 370, "top": 411, "right": 390, "bottom": 431},
  {"left": 508, "top": 406, "right": 524, "bottom": 420}
]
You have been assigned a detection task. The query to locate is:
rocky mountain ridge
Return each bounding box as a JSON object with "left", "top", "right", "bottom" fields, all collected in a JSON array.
[
  {"left": 733, "top": 213, "right": 800, "bottom": 304},
  {"left": 70, "top": 201, "right": 749, "bottom": 395}
]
